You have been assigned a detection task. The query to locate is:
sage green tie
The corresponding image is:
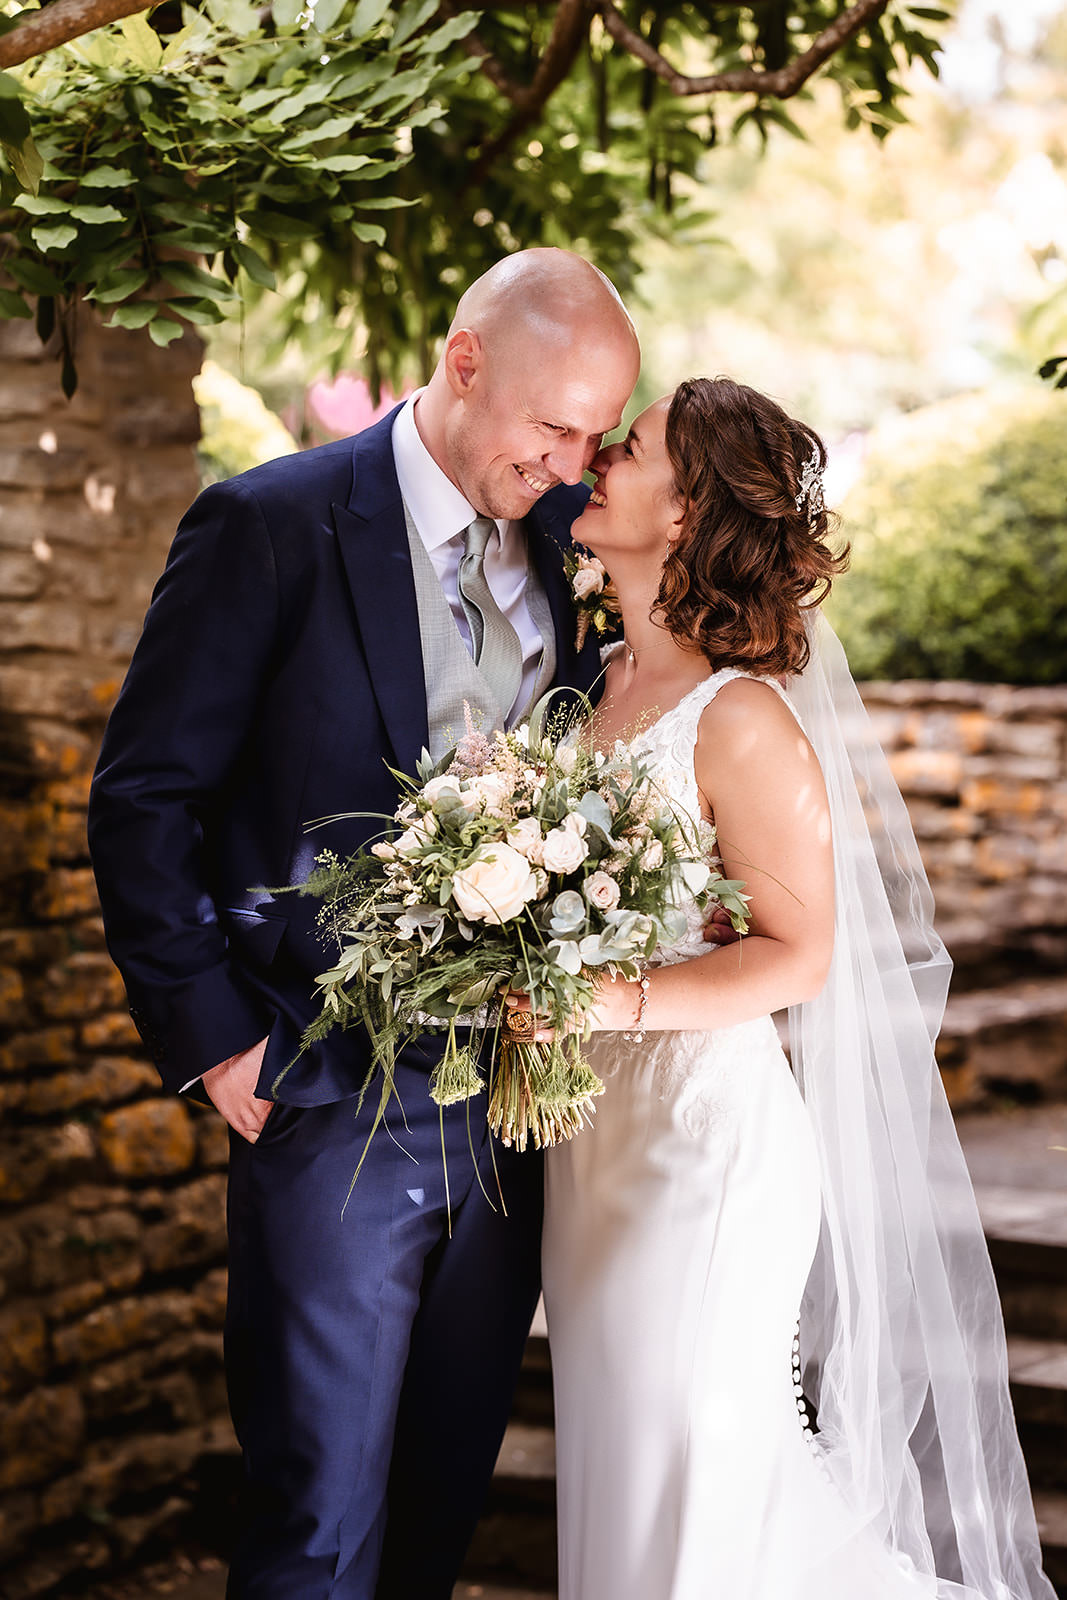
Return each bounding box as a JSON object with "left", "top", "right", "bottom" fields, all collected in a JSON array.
[{"left": 458, "top": 516, "right": 523, "bottom": 718}]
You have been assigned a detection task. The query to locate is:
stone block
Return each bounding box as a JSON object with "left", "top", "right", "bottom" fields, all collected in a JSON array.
[
  {"left": 888, "top": 747, "right": 963, "bottom": 798},
  {"left": 0, "top": 1307, "right": 47, "bottom": 1395},
  {"left": 907, "top": 800, "right": 979, "bottom": 841},
  {"left": 40, "top": 951, "right": 125, "bottom": 1019},
  {"left": 0, "top": 550, "right": 47, "bottom": 599},
  {"left": 30, "top": 865, "right": 99, "bottom": 922},
  {"left": 143, "top": 1174, "right": 227, "bottom": 1274},
  {"left": 24, "top": 721, "right": 97, "bottom": 785},
  {"left": 0, "top": 1122, "right": 95, "bottom": 1206},
  {"left": 0, "top": 601, "right": 84, "bottom": 653},
  {"left": 0, "top": 1025, "right": 75, "bottom": 1074},
  {"left": 0, "top": 798, "right": 52, "bottom": 877},
  {"left": 97, "top": 1098, "right": 197, "bottom": 1179},
  {"left": 193, "top": 1266, "right": 228, "bottom": 1328},
  {"left": 24, "top": 1202, "right": 141, "bottom": 1292},
  {"left": 80, "top": 1010, "right": 142, "bottom": 1050},
  {"left": 0, "top": 966, "right": 27, "bottom": 1027},
  {"left": 0, "top": 1383, "right": 86, "bottom": 1490},
  {"left": 960, "top": 776, "right": 1047, "bottom": 818},
  {"left": 52, "top": 1289, "right": 197, "bottom": 1366},
  {"left": 0, "top": 661, "right": 119, "bottom": 722},
  {"left": 986, "top": 719, "right": 1063, "bottom": 762},
  {"left": 19, "top": 1055, "right": 158, "bottom": 1117},
  {"left": 0, "top": 445, "right": 88, "bottom": 493},
  {"left": 0, "top": 1491, "right": 37, "bottom": 1564}
]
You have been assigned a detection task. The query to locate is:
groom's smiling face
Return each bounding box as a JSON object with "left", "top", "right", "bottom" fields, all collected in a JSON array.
[{"left": 443, "top": 320, "right": 639, "bottom": 522}]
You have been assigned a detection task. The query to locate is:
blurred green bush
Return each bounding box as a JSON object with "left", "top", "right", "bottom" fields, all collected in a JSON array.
[
  {"left": 831, "top": 386, "right": 1067, "bottom": 684},
  {"left": 193, "top": 360, "right": 298, "bottom": 485}
]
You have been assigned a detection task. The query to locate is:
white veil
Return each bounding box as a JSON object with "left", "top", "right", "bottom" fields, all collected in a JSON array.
[{"left": 788, "top": 611, "right": 1054, "bottom": 1600}]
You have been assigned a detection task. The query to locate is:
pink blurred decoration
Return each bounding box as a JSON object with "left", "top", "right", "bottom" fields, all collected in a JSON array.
[{"left": 306, "top": 374, "right": 411, "bottom": 439}]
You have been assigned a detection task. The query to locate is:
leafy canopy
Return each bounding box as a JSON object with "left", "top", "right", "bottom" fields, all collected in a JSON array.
[{"left": 0, "top": 1, "right": 951, "bottom": 393}]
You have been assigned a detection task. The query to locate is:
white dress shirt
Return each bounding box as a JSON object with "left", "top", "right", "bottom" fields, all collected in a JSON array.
[{"left": 392, "top": 391, "right": 544, "bottom": 719}]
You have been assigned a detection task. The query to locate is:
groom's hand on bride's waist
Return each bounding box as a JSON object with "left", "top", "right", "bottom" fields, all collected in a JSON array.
[
  {"left": 703, "top": 907, "right": 740, "bottom": 946},
  {"left": 202, "top": 1036, "right": 273, "bottom": 1143}
]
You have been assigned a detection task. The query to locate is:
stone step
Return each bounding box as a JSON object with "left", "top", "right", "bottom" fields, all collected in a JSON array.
[
  {"left": 464, "top": 1421, "right": 557, "bottom": 1591},
  {"left": 936, "top": 976, "right": 1067, "bottom": 1106},
  {"left": 1009, "top": 1335, "right": 1067, "bottom": 1492}
]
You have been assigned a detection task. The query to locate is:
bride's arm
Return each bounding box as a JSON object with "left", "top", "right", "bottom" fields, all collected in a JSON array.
[{"left": 591, "top": 676, "right": 835, "bottom": 1033}]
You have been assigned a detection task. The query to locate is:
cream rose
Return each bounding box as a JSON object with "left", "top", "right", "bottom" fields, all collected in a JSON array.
[
  {"left": 451, "top": 843, "right": 538, "bottom": 925},
  {"left": 542, "top": 826, "right": 589, "bottom": 874},
  {"left": 468, "top": 772, "right": 511, "bottom": 816},
  {"left": 573, "top": 566, "right": 605, "bottom": 600},
  {"left": 584, "top": 870, "right": 621, "bottom": 911},
  {"left": 640, "top": 838, "right": 665, "bottom": 871},
  {"left": 507, "top": 816, "right": 545, "bottom": 864}
]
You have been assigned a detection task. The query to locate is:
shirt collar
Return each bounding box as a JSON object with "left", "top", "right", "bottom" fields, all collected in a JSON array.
[{"left": 392, "top": 389, "right": 505, "bottom": 553}]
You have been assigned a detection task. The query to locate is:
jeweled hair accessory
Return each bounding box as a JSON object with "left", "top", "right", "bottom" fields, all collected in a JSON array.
[{"left": 795, "top": 442, "right": 825, "bottom": 528}]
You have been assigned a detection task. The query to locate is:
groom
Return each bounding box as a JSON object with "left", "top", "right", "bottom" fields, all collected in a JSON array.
[{"left": 88, "top": 249, "right": 640, "bottom": 1597}]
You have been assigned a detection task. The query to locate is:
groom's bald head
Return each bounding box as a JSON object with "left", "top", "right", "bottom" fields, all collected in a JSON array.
[{"left": 417, "top": 248, "right": 640, "bottom": 521}]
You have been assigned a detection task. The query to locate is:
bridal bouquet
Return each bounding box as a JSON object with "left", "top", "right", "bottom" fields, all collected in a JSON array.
[{"left": 291, "top": 702, "right": 749, "bottom": 1169}]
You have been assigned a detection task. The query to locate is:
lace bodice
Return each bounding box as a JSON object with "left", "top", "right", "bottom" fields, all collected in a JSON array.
[{"left": 602, "top": 651, "right": 799, "bottom": 965}]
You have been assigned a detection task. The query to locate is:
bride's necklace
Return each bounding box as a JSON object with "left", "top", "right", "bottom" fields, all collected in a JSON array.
[{"left": 624, "top": 638, "right": 679, "bottom": 667}]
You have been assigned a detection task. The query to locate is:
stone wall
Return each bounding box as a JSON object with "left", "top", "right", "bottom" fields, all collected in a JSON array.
[
  {"left": 0, "top": 310, "right": 1065, "bottom": 1595},
  {"left": 862, "top": 680, "right": 1067, "bottom": 981},
  {"left": 0, "top": 312, "right": 233, "bottom": 1599}
]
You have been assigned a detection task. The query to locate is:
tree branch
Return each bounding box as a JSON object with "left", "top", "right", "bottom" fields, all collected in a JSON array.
[
  {"left": 468, "top": 0, "right": 595, "bottom": 181},
  {"left": 0, "top": 0, "right": 156, "bottom": 69},
  {"left": 597, "top": 0, "right": 890, "bottom": 99},
  {"left": 434, "top": 0, "right": 526, "bottom": 105}
]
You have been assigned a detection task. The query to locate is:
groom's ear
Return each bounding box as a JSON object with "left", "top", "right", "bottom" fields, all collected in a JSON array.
[{"left": 444, "top": 328, "right": 482, "bottom": 396}]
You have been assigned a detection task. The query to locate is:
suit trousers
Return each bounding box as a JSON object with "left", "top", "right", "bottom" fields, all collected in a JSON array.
[{"left": 223, "top": 1046, "right": 543, "bottom": 1599}]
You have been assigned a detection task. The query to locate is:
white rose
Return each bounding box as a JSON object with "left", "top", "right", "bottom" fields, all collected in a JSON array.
[
  {"left": 555, "top": 743, "right": 578, "bottom": 776},
  {"left": 542, "top": 826, "right": 589, "bottom": 875},
  {"left": 640, "top": 839, "right": 665, "bottom": 871},
  {"left": 507, "top": 816, "right": 545, "bottom": 864},
  {"left": 394, "top": 826, "right": 426, "bottom": 858},
  {"left": 371, "top": 841, "right": 397, "bottom": 860},
  {"left": 573, "top": 567, "right": 605, "bottom": 600},
  {"left": 422, "top": 776, "right": 464, "bottom": 807},
  {"left": 468, "top": 772, "right": 511, "bottom": 817},
  {"left": 584, "top": 870, "right": 621, "bottom": 911},
  {"left": 563, "top": 810, "right": 588, "bottom": 837},
  {"left": 451, "top": 843, "right": 538, "bottom": 925}
]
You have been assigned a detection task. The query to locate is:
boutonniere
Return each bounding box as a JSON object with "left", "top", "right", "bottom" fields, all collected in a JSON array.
[{"left": 563, "top": 545, "right": 622, "bottom": 651}]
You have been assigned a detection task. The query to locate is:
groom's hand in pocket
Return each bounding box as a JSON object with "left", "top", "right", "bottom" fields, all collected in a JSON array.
[{"left": 202, "top": 1036, "right": 273, "bottom": 1143}]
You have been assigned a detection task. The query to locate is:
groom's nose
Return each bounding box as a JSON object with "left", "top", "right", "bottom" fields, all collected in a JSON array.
[{"left": 545, "top": 433, "right": 601, "bottom": 485}]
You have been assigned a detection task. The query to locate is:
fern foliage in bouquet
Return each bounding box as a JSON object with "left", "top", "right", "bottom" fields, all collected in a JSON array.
[{"left": 289, "top": 699, "right": 749, "bottom": 1179}]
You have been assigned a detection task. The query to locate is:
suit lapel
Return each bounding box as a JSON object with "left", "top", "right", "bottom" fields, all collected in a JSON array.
[
  {"left": 527, "top": 487, "right": 605, "bottom": 702},
  {"left": 332, "top": 409, "right": 430, "bottom": 777}
]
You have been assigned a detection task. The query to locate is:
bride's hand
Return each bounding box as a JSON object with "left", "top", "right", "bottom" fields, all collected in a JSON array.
[{"left": 501, "top": 975, "right": 642, "bottom": 1039}]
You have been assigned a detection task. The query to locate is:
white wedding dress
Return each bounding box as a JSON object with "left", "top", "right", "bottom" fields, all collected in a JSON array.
[{"left": 542, "top": 668, "right": 937, "bottom": 1600}]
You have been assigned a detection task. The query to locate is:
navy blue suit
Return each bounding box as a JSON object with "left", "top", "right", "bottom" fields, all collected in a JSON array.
[{"left": 88, "top": 408, "right": 601, "bottom": 1596}]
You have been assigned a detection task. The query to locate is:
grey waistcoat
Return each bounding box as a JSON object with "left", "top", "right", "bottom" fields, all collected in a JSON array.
[{"left": 403, "top": 501, "right": 558, "bottom": 763}]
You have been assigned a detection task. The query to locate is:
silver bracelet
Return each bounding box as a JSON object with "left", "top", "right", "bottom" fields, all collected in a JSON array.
[{"left": 623, "top": 971, "right": 650, "bottom": 1043}]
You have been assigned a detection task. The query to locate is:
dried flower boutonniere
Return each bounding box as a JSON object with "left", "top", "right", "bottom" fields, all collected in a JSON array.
[{"left": 563, "top": 546, "right": 622, "bottom": 652}]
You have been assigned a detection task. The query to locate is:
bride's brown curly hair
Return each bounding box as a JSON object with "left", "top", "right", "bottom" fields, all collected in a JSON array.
[{"left": 656, "top": 377, "right": 849, "bottom": 677}]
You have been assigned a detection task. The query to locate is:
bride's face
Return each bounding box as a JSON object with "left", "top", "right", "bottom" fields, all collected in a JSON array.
[{"left": 573, "top": 396, "right": 682, "bottom": 564}]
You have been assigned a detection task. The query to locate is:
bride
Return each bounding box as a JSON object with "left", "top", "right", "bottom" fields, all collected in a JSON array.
[{"left": 528, "top": 377, "right": 1054, "bottom": 1600}]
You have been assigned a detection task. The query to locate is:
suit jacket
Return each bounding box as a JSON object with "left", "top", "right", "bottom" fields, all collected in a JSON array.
[{"left": 88, "top": 407, "right": 601, "bottom": 1106}]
